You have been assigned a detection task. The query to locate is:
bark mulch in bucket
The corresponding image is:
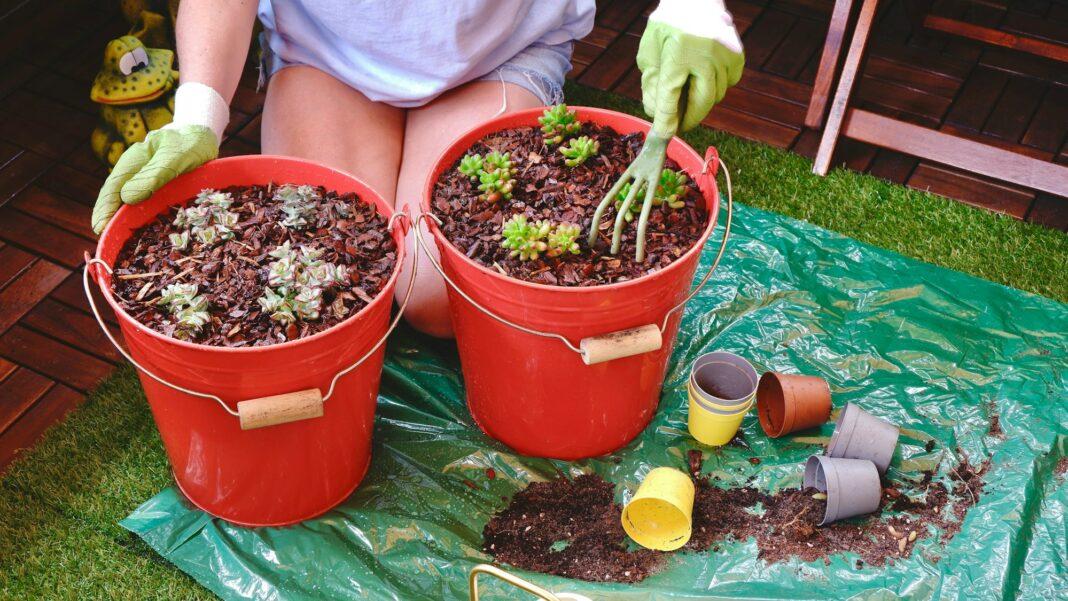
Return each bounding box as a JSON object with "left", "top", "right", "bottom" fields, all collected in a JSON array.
[
  {"left": 432, "top": 118, "right": 708, "bottom": 286},
  {"left": 111, "top": 183, "right": 396, "bottom": 346},
  {"left": 483, "top": 455, "right": 991, "bottom": 582}
]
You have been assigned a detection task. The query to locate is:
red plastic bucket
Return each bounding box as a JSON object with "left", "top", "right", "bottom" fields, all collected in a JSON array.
[
  {"left": 420, "top": 107, "right": 725, "bottom": 459},
  {"left": 87, "top": 156, "right": 408, "bottom": 526}
]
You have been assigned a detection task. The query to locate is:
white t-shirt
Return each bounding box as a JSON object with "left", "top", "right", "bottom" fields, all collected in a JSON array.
[{"left": 258, "top": 0, "right": 596, "bottom": 107}]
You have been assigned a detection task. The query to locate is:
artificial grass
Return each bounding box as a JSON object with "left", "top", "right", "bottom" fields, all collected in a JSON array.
[{"left": 1, "top": 84, "right": 1065, "bottom": 599}]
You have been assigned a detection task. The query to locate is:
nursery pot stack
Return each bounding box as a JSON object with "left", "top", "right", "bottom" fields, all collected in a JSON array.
[
  {"left": 422, "top": 108, "right": 721, "bottom": 459},
  {"left": 91, "top": 157, "right": 406, "bottom": 526}
]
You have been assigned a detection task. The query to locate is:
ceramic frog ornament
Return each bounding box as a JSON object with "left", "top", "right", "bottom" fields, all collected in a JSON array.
[{"left": 90, "top": 35, "right": 178, "bottom": 167}]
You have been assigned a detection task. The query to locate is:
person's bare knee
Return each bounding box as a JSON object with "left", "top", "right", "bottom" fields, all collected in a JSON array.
[
  {"left": 262, "top": 66, "right": 405, "bottom": 205},
  {"left": 393, "top": 82, "right": 542, "bottom": 337}
]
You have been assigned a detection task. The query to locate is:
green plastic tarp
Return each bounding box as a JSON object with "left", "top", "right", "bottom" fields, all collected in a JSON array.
[{"left": 122, "top": 203, "right": 1067, "bottom": 600}]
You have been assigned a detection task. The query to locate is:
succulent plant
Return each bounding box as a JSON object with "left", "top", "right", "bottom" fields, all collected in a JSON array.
[
  {"left": 538, "top": 104, "right": 581, "bottom": 145},
  {"left": 559, "top": 135, "right": 600, "bottom": 168},
  {"left": 257, "top": 287, "right": 296, "bottom": 325},
  {"left": 480, "top": 152, "right": 516, "bottom": 201},
  {"left": 172, "top": 188, "right": 240, "bottom": 250},
  {"left": 614, "top": 182, "right": 645, "bottom": 222},
  {"left": 273, "top": 183, "right": 320, "bottom": 229},
  {"left": 158, "top": 283, "right": 209, "bottom": 336},
  {"left": 259, "top": 242, "right": 346, "bottom": 325},
  {"left": 169, "top": 231, "right": 189, "bottom": 250},
  {"left": 458, "top": 153, "right": 484, "bottom": 179},
  {"left": 655, "top": 169, "right": 689, "bottom": 209},
  {"left": 501, "top": 214, "right": 550, "bottom": 261},
  {"left": 546, "top": 223, "right": 582, "bottom": 257}
]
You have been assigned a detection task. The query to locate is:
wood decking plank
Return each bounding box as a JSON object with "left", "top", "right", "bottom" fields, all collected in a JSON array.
[
  {"left": 742, "top": 10, "right": 798, "bottom": 70},
  {"left": 0, "top": 207, "right": 94, "bottom": 269},
  {"left": 50, "top": 271, "right": 119, "bottom": 326},
  {"left": 982, "top": 76, "right": 1048, "bottom": 143},
  {"left": 703, "top": 106, "right": 800, "bottom": 149},
  {"left": 943, "top": 67, "right": 1009, "bottom": 131},
  {"left": 764, "top": 16, "right": 826, "bottom": 80},
  {"left": 10, "top": 186, "right": 95, "bottom": 239},
  {"left": 0, "top": 258, "right": 69, "bottom": 334},
  {"left": 1021, "top": 85, "right": 1068, "bottom": 153},
  {"left": 0, "top": 150, "right": 52, "bottom": 203},
  {"left": 0, "top": 244, "right": 36, "bottom": 290},
  {"left": 0, "top": 325, "right": 112, "bottom": 392},
  {"left": 36, "top": 164, "right": 103, "bottom": 206},
  {"left": 908, "top": 162, "right": 1034, "bottom": 217},
  {"left": 0, "top": 383, "right": 82, "bottom": 472},
  {"left": 577, "top": 33, "right": 640, "bottom": 91},
  {"left": 21, "top": 298, "right": 121, "bottom": 364},
  {"left": 0, "top": 367, "right": 54, "bottom": 434}
]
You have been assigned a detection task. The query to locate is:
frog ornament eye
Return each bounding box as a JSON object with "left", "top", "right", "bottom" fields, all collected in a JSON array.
[{"left": 119, "top": 46, "right": 150, "bottom": 75}]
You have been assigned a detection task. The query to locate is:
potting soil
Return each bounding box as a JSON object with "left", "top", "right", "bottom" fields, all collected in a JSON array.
[{"left": 121, "top": 203, "right": 1067, "bottom": 600}]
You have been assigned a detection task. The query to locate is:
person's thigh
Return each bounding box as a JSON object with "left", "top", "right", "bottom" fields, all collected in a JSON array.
[
  {"left": 261, "top": 66, "right": 406, "bottom": 205},
  {"left": 394, "top": 81, "right": 543, "bottom": 337}
]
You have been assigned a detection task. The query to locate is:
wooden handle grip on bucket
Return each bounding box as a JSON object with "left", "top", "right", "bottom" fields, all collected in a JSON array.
[
  {"left": 237, "top": 389, "right": 324, "bottom": 430},
  {"left": 580, "top": 324, "right": 663, "bottom": 365}
]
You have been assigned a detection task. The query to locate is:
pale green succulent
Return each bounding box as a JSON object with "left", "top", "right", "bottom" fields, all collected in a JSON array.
[
  {"left": 273, "top": 183, "right": 321, "bottom": 229},
  {"left": 559, "top": 136, "right": 600, "bottom": 168},
  {"left": 546, "top": 223, "right": 582, "bottom": 257},
  {"left": 158, "top": 283, "right": 209, "bottom": 336},
  {"left": 259, "top": 242, "right": 346, "bottom": 325},
  {"left": 538, "top": 104, "right": 581, "bottom": 145},
  {"left": 458, "top": 153, "right": 484, "bottom": 179},
  {"left": 172, "top": 188, "right": 240, "bottom": 250},
  {"left": 501, "top": 215, "right": 550, "bottom": 261},
  {"left": 655, "top": 169, "right": 689, "bottom": 209}
]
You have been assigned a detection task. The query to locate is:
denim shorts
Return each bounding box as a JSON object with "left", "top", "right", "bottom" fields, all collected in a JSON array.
[
  {"left": 260, "top": 33, "right": 571, "bottom": 107},
  {"left": 473, "top": 41, "right": 572, "bottom": 106}
]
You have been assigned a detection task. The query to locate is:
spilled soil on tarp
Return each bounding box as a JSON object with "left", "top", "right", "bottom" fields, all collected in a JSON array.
[{"left": 482, "top": 454, "right": 991, "bottom": 582}]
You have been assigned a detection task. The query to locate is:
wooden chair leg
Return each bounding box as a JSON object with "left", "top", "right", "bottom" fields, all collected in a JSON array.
[
  {"left": 812, "top": 0, "right": 880, "bottom": 176},
  {"left": 805, "top": 0, "right": 856, "bottom": 129}
]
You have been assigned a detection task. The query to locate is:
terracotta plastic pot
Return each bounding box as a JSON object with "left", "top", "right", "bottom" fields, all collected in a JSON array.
[
  {"left": 803, "top": 455, "right": 881, "bottom": 525},
  {"left": 757, "top": 371, "right": 832, "bottom": 438},
  {"left": 87, "top": 156, "right": 408, "bottom": 526},
  {"left": 420, "top": 107, "right": 725, "bottom": 459},
  {"left": 826, "top": 402, "right": 900, "bottom": 474}
]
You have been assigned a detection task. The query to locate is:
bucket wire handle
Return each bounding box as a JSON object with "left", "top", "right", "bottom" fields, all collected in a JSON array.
[
  {"left": 82, "top": 211, "right": 417, "bottom": 418},
  {"left": 415, "top": 152, "right": 733, "bottom": 363}
]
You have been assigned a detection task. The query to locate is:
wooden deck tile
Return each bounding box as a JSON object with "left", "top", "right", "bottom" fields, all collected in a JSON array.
[
  {"left": 21, "top": 298, "right": 121, "bottom": 364},
  {"left": 0, "top": 367, "right": 54, "bottom": 434},
  {"left": 10, "top": 186, "right": 95, "bottom": 239},
  {"left": 1026, "top": 193, "right": 1068, "bottom": 231},
  {"left": 0, "top": 150, "right": 52, "bottom": 203},
  {"left": 1021, "top": 85, "right": 1068, "bottom": 153},
  {"left": 50, "top": 272, "right": 119, "bottom": 327},
  {"left": 577, "top": 34, "right": 640, "bottom": 91},
  {"left": 0, "top": 207, "right": 95, "bottom": 269},
  {"left": 0, "top": 325, "right": 112, "bottom": 392},
  {"left": 982, "top": 76, "right": 1047, "bottom": 143},
  {"left": 0, "top": 383, "right": 82, "bottom": 472},
  {"left": 908, "top": 162, "right": 1035, "bottom": 218},
  {"left": 703, "top": 105, "right": 800, "bottom": 149},
  {"left": 867, "top": 149, "right": 918, "bottom": 184},
  {"left": 36, "top": 164, "right": 103, "bottom": 206},
  {"left": 763, "top": 16, "right": 825, "bottom": 80},
  {"left": 742, "top": 9, "right": 797, "bottom": 69},
  {"left": 943, "top": 67, "right": 1009, "bottom": 131},
  {"left": 0, "top": 244, "right": 36, "bottom": 289},
  {"left": 0, "top": 258, "right": 69, "bottom": 334}
]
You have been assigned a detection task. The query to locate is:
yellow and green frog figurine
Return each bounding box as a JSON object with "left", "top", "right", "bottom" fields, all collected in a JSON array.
[{"left": 89, "top": 35, "right": 178, "bottom": 167}]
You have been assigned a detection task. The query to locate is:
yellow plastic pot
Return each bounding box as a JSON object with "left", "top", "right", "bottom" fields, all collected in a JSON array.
[
  {"left": 687, "top": 387, "right": 752, "bottom": 446},
  {"left": 621, "top": 467, "right": 695, "bottom": 551}
]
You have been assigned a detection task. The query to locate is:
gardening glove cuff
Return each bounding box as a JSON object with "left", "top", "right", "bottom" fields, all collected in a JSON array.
[
  {"left": 170, "top": 81, "right": 229, "bottom": 144},
  {"left": 638, "top": 0, "right": 745, "bottom": 135},
  {"left": 92, "top": 124, "right": 219, "bottom": 234}
]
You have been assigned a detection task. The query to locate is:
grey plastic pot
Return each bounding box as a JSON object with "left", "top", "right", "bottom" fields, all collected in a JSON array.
[
  {"left": 689, "top": 352, "right": 759, "bottom": 409},
  {"left": 803, "top": 455, "right": 881, "bottom": 525},
  {"left": 826, "top": 402, "right": 900, "bottom": 474}
]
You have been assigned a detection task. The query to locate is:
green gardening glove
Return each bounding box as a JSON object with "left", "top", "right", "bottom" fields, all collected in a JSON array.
[
  {"left": 92, "top": 124, "right": 218, "bottom": 234},
  {"left": 637, "top": 0, "right": 745, "bottom": 136}
]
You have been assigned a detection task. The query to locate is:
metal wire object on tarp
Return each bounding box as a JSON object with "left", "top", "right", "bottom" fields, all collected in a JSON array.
[{"left": 121, "top": 202, "right": 1067, "bottom": 601}]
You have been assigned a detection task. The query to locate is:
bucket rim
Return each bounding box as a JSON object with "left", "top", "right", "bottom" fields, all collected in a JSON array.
[
  {"left": 92, "top": 154, "right": 407, "bottom": 354},
  {"left": 422, "top": 106, "right": 721, "bottom": 294}
]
